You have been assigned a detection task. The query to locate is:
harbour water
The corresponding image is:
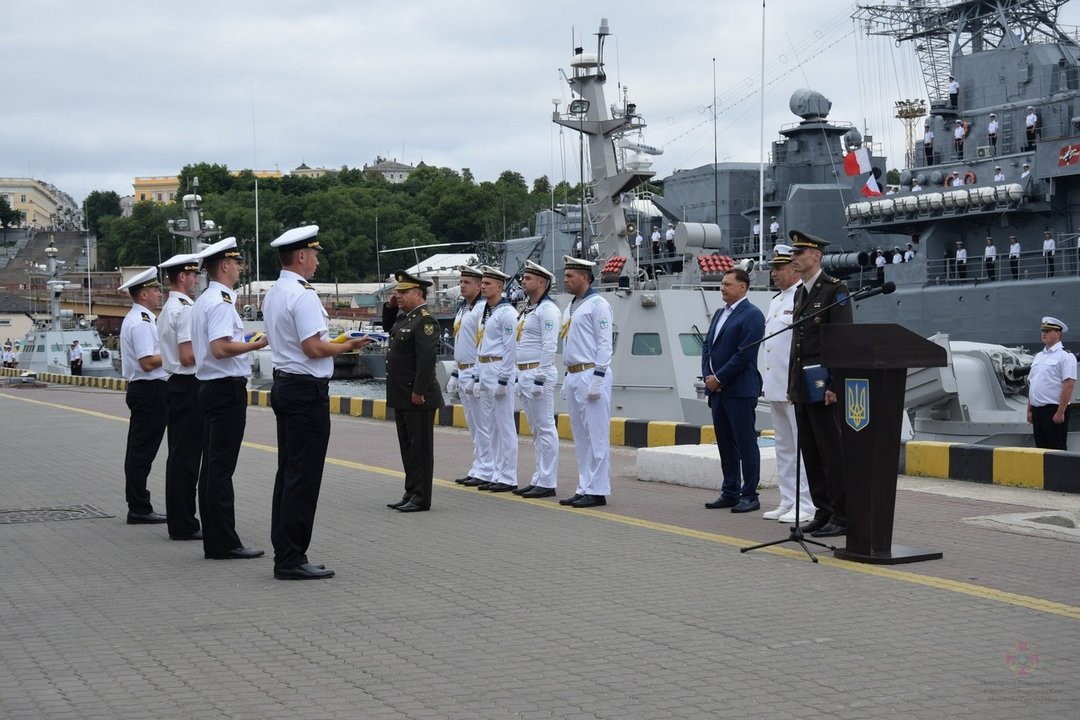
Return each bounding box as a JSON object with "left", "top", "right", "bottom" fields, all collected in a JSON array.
[{"left": 328, "top": 377, "right": 386, "bottom": 399}]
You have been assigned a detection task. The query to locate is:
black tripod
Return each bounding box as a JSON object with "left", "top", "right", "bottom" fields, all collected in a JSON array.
[{"left": 737, "top": 282, "right": 894, "bottom": 561}]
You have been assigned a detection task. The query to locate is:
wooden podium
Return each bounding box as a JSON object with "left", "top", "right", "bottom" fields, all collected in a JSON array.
[{"left": 821, "top": 324, "right": 947, "bottom": 564}]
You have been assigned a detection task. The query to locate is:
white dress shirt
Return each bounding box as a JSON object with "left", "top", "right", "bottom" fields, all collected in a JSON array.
[
  {"left": 159, "top": 290, "right": 196, "bottom": 376},
  {"left": 192, "top": 280, "right": 250, "bottom": 380},
  {"left": 263, "top": 269, "right": 332, "bottom": 377},
  {"left": 120, "top": 303, "right": 167, "bottom": 381}
]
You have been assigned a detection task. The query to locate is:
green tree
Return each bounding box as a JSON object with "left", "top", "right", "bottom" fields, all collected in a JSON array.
[
  {"left": 97, "top": 202, "right": 178, "bottom": 268},
  {"left": 0, "top": 195, "right": 25, "bottom": 242},
  {"left": 83, "top": 190, "right": 122, "bottom": 238},
  {"left": 177, "top": 162, "right": 234, "bottom": 197}
]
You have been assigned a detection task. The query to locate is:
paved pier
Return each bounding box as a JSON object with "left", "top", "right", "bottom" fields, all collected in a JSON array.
[{"left": 1, "top": 383, "right": 1077, "bottom": 719}]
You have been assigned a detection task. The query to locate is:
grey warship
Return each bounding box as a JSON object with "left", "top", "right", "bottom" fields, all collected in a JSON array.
[{"left": 661, "top": 0, "right": 1080, "bottom": 350}]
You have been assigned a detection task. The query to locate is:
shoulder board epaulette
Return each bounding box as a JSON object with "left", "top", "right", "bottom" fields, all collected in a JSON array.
[
  {"left": 420, "top": 309, "right": 431, "bottom": 317},
  {"left": 140, "top": 312, "right": 151, "bottom": 322},
  {"left": 825, "top": 276, "right": 841, "bottom": 284},
  {"left": 179, "top": 298, "right": 191, "bottom": 306},
  {"left": 221, "top": 290, "right": 232, "bottom": 302},
  {"left": 296, "top": 279, "right": 314, "bottom": 290}
]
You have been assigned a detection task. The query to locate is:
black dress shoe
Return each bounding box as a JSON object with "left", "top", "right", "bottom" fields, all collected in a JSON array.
[
  {"left": 454, "top": 475, "right": 473, "bottom": 485},
  {"left": 810, "top": 522, "right": 847, "bottom": 538},
  {"left": 127, "top": 511, "right": 167, "bottom": 524},
  {"left": 386, "top": 498, "right": 411, "bottom": 509},
  {"left": 704, "top": 497, "right": 739, "bottom": 510},
  {"left": 512, "top": 484, "right": 536, "bottom": 496},
  {"left": 522, "top": 487, "right": 556, "bottom": 499},
  {"left": 799, "top": 516, "right": 829, "bottom": 534},
  {"left": 488, "top": 483, "right": 516, "bottom": 493},
  {"left": 559, "top": 494, "right": 585, "bottom": 506},
  {"left": 274, "top": 562, "right": 335, "bottom": 580},
  {"left": 462, "top": 477, "right": 487, "bottom": 487},
  {"left": 476, "top": 482, "right": 496, "bottom": 491},
  {"left": 169, "top": 530, "right": 203, "bottom": 541},
  {"left": 731, "top": 498, "right": 760, "bottom": 513},
  {"left": 571, "top": 494, "right": 607, "bottom": 508},
  {"left": 205, "top": 546, "right": 265, "bottom": 560},
  {"left": 396, "top": 502, "right": 430, "bottom": 513}
]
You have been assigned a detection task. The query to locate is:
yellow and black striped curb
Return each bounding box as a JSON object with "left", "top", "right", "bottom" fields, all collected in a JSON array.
[
  {"left": 2, "top": 368, "right": 717, "bottom": 450},
  {"left": 902, "top": 440, "right": 1079, "bottom": 494}
]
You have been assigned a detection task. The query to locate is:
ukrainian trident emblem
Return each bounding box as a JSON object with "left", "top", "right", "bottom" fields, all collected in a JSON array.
[{"left": 845, "top": 378, "right": 870, "bottom": 432}]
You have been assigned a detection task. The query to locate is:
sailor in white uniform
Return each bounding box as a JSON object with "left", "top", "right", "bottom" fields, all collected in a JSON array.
[
  {"left": 1027, "top": 317, "right": 1076, "bottom": 450},
  {"left": 769, "top": 217, "right": 780, "bottom": 241},
  {"left": 119, "top": 267, "right": 169, "bottom": 525},
  {"left": 558, "top": 256, "right": 614, "bottom": 509},
  {"left": 191, "top": 237, "right": 268, "bottom": 561},
  {"left": 987, "top": 114, "right": 998, "bottom": 153},
  {"left": 471, "top": 265, "right": 519, "bottom": 492},
  {"left": 157, "top": 252, "right": 203, "bottom": 540},
  {"left": 993, "top": 166, "right": 1005, "bottom": 182},
  {"left": 923, "top": 121, "right": 934, "bottom": 165},
  {"left": 1043, "top": 231, "right": 1056, "bottom": 277},
  {"left": 512, "top": 260, "right": 562, "bottom": 498},
  {"left": 1025, "top": 106, "right": 1039, "bottom": 150},
  {"left": 759, "top": 246, "right": 816, "bottom": 523},
  {"left": 448, "top": 266, "right": 487, "bottom": 486},
  {"left": 263, "top": 225, "right": 368, "bottom": 580},
  {"left": 948, "top": 74, "right": 959, "bottom": 107}
]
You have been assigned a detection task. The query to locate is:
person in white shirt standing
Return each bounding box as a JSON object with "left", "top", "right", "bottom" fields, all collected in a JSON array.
[
  {"left": 956, "top": 240, "right": 968, "bottom": 279},
  {"left": 759, "top": 246, "right": 816, "bottom": 523},
  {"left": 987, "top": 113, "right": 998, "bottom": 154},
  {"left": 157, "top": 252, "right": 203, "bottom": 540},
  {"left": 69, "top": 339, "right": 83, "bottom": 375},
  {"left": 472, "top": 266, "right": 519, "bottom": 492},
  {"left": 191, "top": 237, "right": 268, "bottom": 561},
  {"left": 923, "top": 121, "right": 934, "bottom": 165},
  {"left": 993, "top": 166, "right": 1005, "bottom": 182},
  {"left": 1043, "top": 231, "right": 1056, "bottom": 277},
  {"left": 1009, "top": 236, "right": 1021, "bottom": 279},
  {"left": 512, "top": 260, "right": 562, "bottom": 499},
  {"left": 118, "top": 267, "right": 169, "bottom": 525},
  {"left": 1027, "top": 317, "right": 1076, "bottom": 450},
  {"left": 948, "top": 74, "right": 959, "bottom": 107},
  {"left": 558, "top": 256, "right": 614, "bottom": 509},
  {"left": 449, "top": 266, "right": 487, "bottom": 486},
  {"left": 1025, "top": 106, "right": 1039, "bottom": 151},
  {"left": 984, "top": 236, "right": 997, "bottom": 280},
  {"left": 263, "top": 226, "right": 368, "bottom": 580}
]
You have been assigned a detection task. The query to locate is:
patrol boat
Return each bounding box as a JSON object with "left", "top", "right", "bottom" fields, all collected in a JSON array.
[{"left": 16, "top": 241, "right": 115, "bottom": 377}]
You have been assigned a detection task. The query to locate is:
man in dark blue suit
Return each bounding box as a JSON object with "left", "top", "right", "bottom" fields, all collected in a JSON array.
[{"left": 701, "top": 269, "right": 766, "bottom": 513}]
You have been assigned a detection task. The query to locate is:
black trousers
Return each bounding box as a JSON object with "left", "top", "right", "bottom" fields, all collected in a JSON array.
[
  {"left": 166, "top": 374, "right": 202, "bottom": 537},
  {"left": 270, "top": 374, "right": 331, "bottom": 569},
  {"left": 1031, "top": 404, "right": 1071, "bottom": 450},
  {"left": 71, "top": 359, "right": 83, "bottom": 375},
  {"left": 794, "top": 400, "right": 846, "bottom": 525},
  {"left": 124, "top": 379, "right": 168, "bottom": 514},
  {"left": 198, "top": 377, "right": 248, "bottom": 554},
  {"left": 1010, "top": 257, "right": 1019, "bottom": 279},
  {"left": 1046, "top": 254, "right": 1055, "bottom": 277},
  {"left": 395, "top": 407, "right": 437, "bottom": 509},
  {"left": 986, "top": 258, "right": 996, "bottom": 280}
]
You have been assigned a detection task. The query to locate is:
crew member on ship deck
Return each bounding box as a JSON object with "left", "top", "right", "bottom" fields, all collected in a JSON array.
[{"left": 1027, "top": 317, "right": 1076, "bottom": 451}]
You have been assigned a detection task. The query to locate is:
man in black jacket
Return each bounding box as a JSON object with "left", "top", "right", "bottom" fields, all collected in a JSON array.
[
  {"left": 383, "top": 270, "right": 444, "bottom": 512},
  {"left": 787, "top": 230, "right": 853, "bottom": 538}
]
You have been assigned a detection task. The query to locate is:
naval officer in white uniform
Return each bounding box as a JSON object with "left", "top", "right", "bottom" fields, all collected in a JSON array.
[
  {"left": 191, "top": 237, "right": 268, "bottom": 561},
  {"left": 472, "top": 265, "right": 519, "bottom": 492},
  {"left": 119, "top": 267, "right": 169, "bottom": 525},
  {"left": 448, "top": 266, "right": 488, "bottom": 486},
  {"left": 758, "top": 246, "right": 816, "bottom": 523},
  {"left": 157, "top": 252, "right": 203, "bottom": 540},
  {"left": 558, "top": 255, "right": 614, "bottom": 509},
  {"left": 263, "top": 225, "right": 368, "bottom": 580},
  {"left": 513, "top": 260, "right": 562, "bottom": 498}
]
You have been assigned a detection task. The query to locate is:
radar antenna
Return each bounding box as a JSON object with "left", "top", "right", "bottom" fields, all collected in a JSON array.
[{"left": 853, "top": 0, "right": 1076, "bottom": 102}]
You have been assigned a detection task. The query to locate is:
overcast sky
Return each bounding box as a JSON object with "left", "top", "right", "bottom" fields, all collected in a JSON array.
[{"left": 6, "top": 1, "right": 1080, "bottom": 204}]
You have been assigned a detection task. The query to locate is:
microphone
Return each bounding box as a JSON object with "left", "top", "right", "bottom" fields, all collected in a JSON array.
[{"left": 854, "top": 281, "right": 896, "bottom": 300}]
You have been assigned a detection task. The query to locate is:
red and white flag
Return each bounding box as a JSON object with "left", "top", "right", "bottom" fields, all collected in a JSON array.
[
  {"left": 860, "top": 174, "right": 883, "bottom": 197},
  {"left": 843, "top": 146, "right": 873, "bottom": 176}
]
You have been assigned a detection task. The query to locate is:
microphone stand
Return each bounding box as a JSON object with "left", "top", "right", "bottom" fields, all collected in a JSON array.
[{"left": 734, "top": 284, "right": 883, "bottom": 562}]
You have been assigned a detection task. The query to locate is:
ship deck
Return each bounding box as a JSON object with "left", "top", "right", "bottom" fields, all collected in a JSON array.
[{"left": 0, "top": 383, "right": 1077, "bottom": 719}]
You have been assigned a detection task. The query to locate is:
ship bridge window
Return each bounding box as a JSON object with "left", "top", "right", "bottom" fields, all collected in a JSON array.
[
  {"left": 631, "top": 333, "right": 663, "bottom": 356},
  {"left": 678, "top": 333, "right": 704, "bottom": 356}
]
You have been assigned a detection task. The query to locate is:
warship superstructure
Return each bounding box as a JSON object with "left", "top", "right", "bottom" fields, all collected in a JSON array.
[
  {"left": 660, "top": 0, "right": 1080, "bottom": 350},
  {"left": 17, "top": 242, "right": 115, "bottom": 376}
]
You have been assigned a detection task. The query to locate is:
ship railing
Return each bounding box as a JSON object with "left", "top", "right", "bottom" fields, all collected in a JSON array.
[{"left": 923, "top": 246, "right": 1080, "bottom": 284}]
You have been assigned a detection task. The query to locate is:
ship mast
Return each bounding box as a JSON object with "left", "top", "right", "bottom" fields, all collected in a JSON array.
[
  {"left": 553, "top": 18, "right": 654, "bottom": 279},
  {"left": 854, "top": 0, "right": 1075, "bottom": 102}
]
